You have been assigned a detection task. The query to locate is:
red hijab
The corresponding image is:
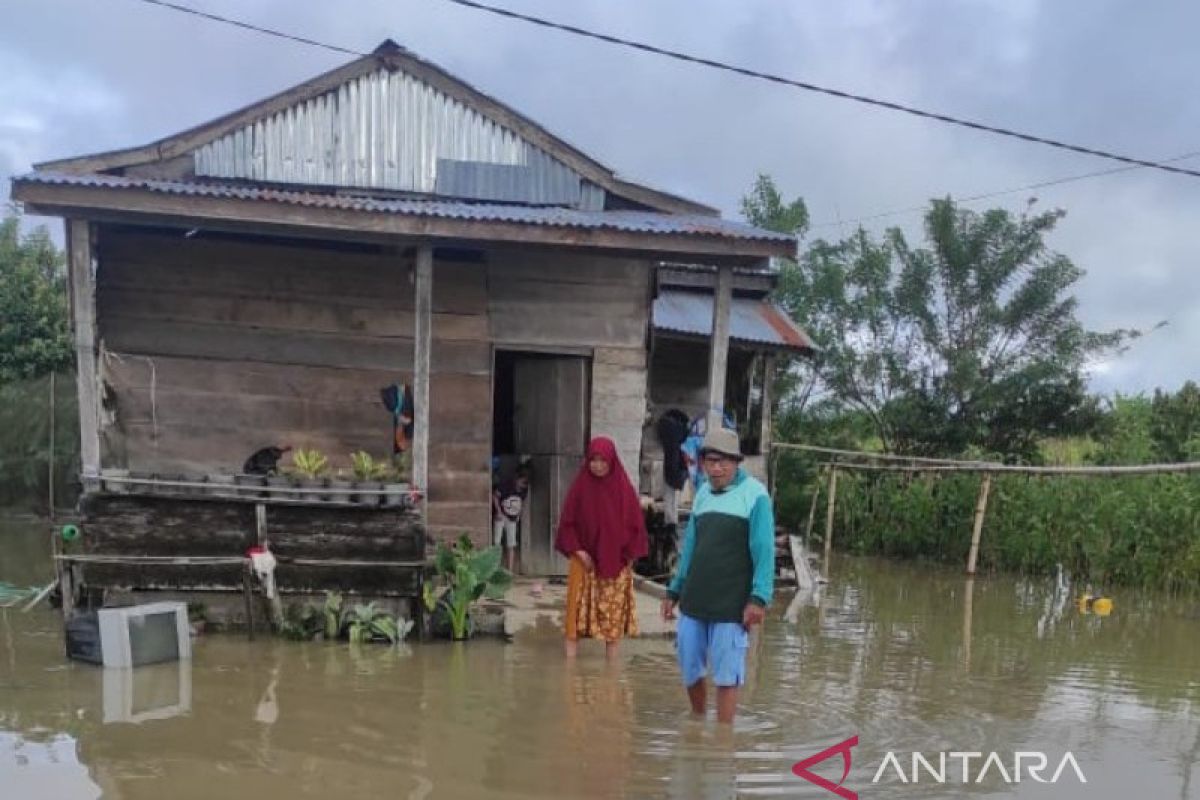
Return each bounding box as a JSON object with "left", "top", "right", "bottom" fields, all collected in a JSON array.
[{"left": 554, "top": 437, "right": 649, "bottom": 579}]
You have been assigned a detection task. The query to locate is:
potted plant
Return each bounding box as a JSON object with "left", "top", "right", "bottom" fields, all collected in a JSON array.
[
  {"left": 381, "top": 451, "right": 411, "bottom": 508},
  {"left": 288, "top": 448, "right": 329, "bottom": 501},
  {"left": 422, "top": 534, "right": 513, "bottom": 640},
  {"left": 328, "top": 468, "right": 354, "bottom": 506},
  {"left": 266, "top": 469, "right": 293, "bottom": 502},
  {"left": 350, "top": 451, "right": 387, "bottom": 506}
]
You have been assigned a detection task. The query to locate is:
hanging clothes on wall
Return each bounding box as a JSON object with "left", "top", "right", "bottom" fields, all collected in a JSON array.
[
  {"left": 656, "top": 409, "right": 690, "bottom": 492},
  {"left": 380, "top": 383, "right": 415, "bottom": 453}
]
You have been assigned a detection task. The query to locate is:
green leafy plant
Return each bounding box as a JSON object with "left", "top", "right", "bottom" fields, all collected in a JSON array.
[
  {"left": 279, "top": 602, "right": 323, "bottom": 640},
  {"left": 289, "top": 448, "right": 329, "bottom": 479},
  {"left": 345, "top": 602, "right": 414, "bottom": 645},
  {"left": 423, "top": 534, "right": 513, "bottom": 640},
  {"left": 322, "top": 591, "right": 344, "bottom": 639},
  {"left": 350, "top": 451, "right": 389, "bottom": 481}
]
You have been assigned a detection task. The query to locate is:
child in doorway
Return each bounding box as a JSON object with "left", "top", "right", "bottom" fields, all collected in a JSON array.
[{"left": 492, "top": 464, "right": 530, "bottom": 573}]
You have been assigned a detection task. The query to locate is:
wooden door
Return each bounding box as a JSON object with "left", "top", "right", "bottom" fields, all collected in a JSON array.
[{"left": 513, "top": 356, "right": 588, "bottom": 575}]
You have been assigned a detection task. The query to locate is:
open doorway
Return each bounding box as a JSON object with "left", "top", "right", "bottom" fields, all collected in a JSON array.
[{"left": 492, "top": 350, "right": 590, "bottom": 575}]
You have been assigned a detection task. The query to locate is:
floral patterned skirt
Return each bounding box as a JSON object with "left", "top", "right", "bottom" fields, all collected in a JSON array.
[{"left": 564, "top": 557, "right": 639, "bottom": 642}]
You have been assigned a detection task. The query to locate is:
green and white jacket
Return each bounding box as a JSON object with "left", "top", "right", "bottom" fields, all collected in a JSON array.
[{"left": 667, "top": 468, "right": 775, "bottom": 622}]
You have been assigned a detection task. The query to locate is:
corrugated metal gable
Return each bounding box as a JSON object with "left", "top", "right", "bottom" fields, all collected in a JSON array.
[{"left": 193, "top": 67, "right": 594, "bottom": 206}]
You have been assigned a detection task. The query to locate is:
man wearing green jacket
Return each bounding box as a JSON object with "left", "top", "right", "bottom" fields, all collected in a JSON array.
[{"left": 661, "top": 427, "right": 775, "bottom": 724}]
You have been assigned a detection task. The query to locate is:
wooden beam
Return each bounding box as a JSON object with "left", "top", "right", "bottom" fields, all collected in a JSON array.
[
  {"left": 760, "top": 353, "right": 776, "bottom": 456},
  {"left": 706, "top": 265, "right": 733, "bottom": 431},
  {"left": 412, "top": 246, "right": 433, "bottom": 521},
  {"left": 13, "top": 181, "right": 794, "bottom": 262},
  {"left": 67, "top": 219, "right": 101, "bottom": 492}
]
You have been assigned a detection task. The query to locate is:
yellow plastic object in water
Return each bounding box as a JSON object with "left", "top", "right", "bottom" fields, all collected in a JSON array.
[{"left": 1092, "top": 597, "right": 1113, "bottom": 616}]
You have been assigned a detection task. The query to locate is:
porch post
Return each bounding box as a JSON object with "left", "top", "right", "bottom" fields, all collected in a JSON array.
[
  {"left": 706, "top": 265, "right": 733, "bottom": 431},
  {"left": 760, "top": 352, "right": 776, "bottom": 454},
  {"left": 413, "top": 245, "right": 433, "bottom": 516},
  {"left": 66, "top": 219, "right": 101, "bottom": 492}
]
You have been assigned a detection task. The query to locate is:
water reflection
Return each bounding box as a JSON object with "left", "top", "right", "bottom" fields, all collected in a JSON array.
[
  {"left": 2, "top": 518, "right": 1200, "bottom": 798},
  {"left": 102, "top": 661, "right": 192, "bottom": 724}
]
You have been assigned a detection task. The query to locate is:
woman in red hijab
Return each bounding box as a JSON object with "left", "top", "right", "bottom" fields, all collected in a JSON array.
[{"left": 555, "top": 436, "right": 649, "bottom": 658}]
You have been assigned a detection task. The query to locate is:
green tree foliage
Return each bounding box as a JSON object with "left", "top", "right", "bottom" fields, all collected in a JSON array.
[
  {"left": 0, "top": 212, "right": 72, "bottom": 382},
  {"left": 749, "top": 175, "right": 1136, "bottom": 460},
  {"left": 1093, "top": 382, "right": 1200, "bottom": 465}
]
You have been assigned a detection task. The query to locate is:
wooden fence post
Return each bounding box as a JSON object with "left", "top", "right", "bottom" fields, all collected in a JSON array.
[
  {"left": 805, "top": 467, "right": 825, "bottom": 542},
  {"left": 966, "top": 473, "right": 992, "bottom": 575},
  {"left": 823, "top": 468, "right": 839, "bottom": 566}
]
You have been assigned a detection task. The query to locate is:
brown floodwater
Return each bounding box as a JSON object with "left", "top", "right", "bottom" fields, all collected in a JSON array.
[{"left": 2, "top": 516, "right": 1198, "bottom": 799}]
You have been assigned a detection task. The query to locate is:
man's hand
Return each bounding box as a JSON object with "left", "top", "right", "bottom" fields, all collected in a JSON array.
[
  {"left": 575, "top": 550, "right": 594, "bottom": 572},
  {"left": 661, "top": 597, "right": 677, "bottom": 621},
  {"left": 742, "top": 603, "right": 765, "bottom": 631}
]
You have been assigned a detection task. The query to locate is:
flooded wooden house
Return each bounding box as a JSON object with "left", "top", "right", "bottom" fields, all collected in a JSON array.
[{"left": 11, "top": 41, "right": 808, "bottom": 615}]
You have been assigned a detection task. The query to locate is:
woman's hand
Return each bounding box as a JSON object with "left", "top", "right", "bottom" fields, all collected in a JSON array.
[{"left": 575, "top": 550, "right": 594, "bottom": 572}]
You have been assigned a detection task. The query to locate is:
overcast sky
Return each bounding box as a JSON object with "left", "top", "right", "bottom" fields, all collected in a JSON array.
[{"left": 3, "top": 0, "right": 1196, "bottom": 394}]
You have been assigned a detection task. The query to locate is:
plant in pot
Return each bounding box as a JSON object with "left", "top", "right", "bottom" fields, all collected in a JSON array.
[
  {"left": 288, "top": 448, "right": 329, "bottom": 501},
  {"left": 381, "top": 451, "right": 411, "bottom": 508},
  {"left": 350, "top": 451, "right": 388, "bottom": 506},
  {"left": 422, "top": 534, "right": 513, "bottom": 640},
  {"left": 328, "top": 468, "right": 354, "bottom": 506}
]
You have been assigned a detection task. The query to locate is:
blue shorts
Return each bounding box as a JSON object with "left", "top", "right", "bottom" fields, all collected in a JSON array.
[{"left": 675, "top": 612, "right": 749, "bottom": 688}]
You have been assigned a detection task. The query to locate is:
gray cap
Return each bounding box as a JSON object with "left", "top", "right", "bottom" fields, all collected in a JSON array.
[{"left": 699, "top": 427, "right": 743, "bottom": 461}]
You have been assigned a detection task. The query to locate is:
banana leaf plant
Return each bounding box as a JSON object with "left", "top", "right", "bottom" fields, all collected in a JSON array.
[
  {"left": 423, "top": 534, "right": 512, "bottom": 640},
  {"left": 345, "top": 602, "right": 414, "bottom": 645}
]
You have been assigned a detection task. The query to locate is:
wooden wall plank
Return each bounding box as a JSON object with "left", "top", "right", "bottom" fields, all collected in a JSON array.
[
  {"left": 488, "top": 253, "right": 651, "bottom": 349},
  {"left": 103, "top": 316, "right": 490, "bottom": 374}
]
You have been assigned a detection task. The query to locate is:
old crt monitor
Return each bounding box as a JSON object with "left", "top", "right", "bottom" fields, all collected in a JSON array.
[{"left": 79, "top": 602, "right": 192, "bottom": 667}]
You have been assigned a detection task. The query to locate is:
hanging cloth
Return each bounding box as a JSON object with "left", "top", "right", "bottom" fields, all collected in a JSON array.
[{"left": 380, "top": 383, "right": 416, "bottom": 453}]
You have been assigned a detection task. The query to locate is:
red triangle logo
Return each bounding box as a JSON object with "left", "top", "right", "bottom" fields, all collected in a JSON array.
[{"left": 792, "top": 735, "right": 859, "bottom": 799}]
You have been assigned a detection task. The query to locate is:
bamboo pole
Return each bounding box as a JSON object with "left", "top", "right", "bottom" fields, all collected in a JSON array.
[
  {"left": 820, "top": 459, "right": 1200, "bottom": 476},
  {"left": 47, "top": 370, "right": 55, "bottom": 522},
  {"left": 823, "top": 468, "right": 839, "bottom": 566},
  {"left": 773, "top": 442, "right": 999, "bottom": 467},
  {"left": 962, "top": 577, "right": 975, "bottom": 672},
  {"left": 804, "top": 467, "right": 825, "bottom": 542},
  {"left": 966, "top": 473, "right": 992, "bottom": 575}
]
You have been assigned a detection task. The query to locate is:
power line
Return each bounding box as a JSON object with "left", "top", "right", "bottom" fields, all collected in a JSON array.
[
  {"left": 810, "top": 149, "right": 1200, "bottom": 231},
  {"left": 131, "top": 0, "right": 364, "bottom": 56},
  {"left": 439, "top": 0, "right": 1200, "bottom": 181},
  {"left": 124, "top": 0, "right": 1200, "bottom": 194}
]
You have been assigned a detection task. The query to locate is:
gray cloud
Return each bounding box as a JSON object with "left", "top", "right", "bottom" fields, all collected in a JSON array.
[{"left": 3, "top": 0, "right": 1196, "bottom": 393}]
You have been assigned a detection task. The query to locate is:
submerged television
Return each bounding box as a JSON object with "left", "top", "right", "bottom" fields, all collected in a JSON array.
[{"left": 66, "top": 601, "right": 192, "bottom": 667}]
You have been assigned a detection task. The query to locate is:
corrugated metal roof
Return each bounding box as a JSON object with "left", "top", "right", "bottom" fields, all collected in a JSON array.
[
  {"left": 653, "top": 288, "right": 814, "bottom": 351},
  {"left": 15, "top": 172, "right": 795, "bottom": 244}
]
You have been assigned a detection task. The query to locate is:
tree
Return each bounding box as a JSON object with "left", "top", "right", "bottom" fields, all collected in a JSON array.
[
  {"left": 0, "top": 211, "right": 72, "bottom": 383},
  {"left": 754, "top": 178, "right": 1136, "bottom": 460}
]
